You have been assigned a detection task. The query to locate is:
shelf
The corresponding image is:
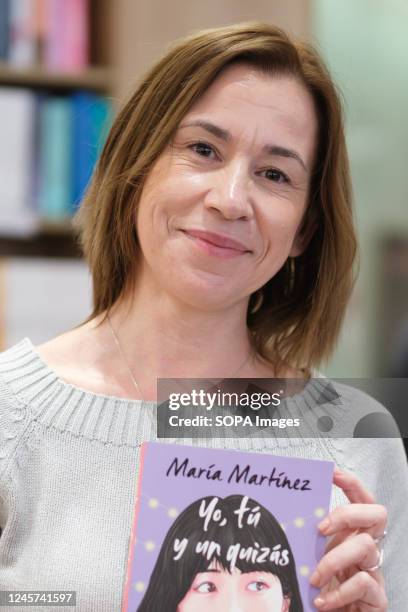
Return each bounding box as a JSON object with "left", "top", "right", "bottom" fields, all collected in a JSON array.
[
  {"left": 0, "top": 63, "right": 113, "bottom": 93},
  {"left": 0, "top": 229, "right": 81, "bottom": 258},
  {"left": 39, "top": 220, "right": 76, "bottom": 235}
]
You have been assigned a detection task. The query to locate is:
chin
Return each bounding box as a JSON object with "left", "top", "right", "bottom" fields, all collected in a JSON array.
[{"left": 169, "top": 276, "right": 240, "bottom": 310}]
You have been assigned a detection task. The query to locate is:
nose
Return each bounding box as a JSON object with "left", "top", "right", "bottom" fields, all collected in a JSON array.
[
  {"left": 203, "top": 159, "right": 253, "bottom": 220},
  {"left": 225, "top": 601, "right": 246, "bottom": 612}
]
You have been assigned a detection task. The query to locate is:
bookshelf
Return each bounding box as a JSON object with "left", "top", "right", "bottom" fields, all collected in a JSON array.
[{"left": 0, "top": 0, "right": 114, "bottom": 258}]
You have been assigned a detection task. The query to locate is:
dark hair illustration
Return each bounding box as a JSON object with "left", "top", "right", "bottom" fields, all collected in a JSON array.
[{"left": 137, "top": 494, "right": 303, "bottom": 611}]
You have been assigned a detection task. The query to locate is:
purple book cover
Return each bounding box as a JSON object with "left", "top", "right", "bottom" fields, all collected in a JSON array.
[{"left": 122, "top": 442, "right": 334, "bottom": 612}]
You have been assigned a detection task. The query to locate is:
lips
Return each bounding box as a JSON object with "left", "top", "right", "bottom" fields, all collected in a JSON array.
[{"left": 181, "top": 229, "right": 249, "bottom": 252}]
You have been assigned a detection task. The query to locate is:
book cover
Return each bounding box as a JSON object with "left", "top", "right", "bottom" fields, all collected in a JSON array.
[
  {"left": 8, "top": 0, "right": 36, "bottom": 67},
  {"left": 38, "top": 95, "right": 72, "bottom": 221},
  {"left": 122, "top": 441, "right": 334, "bottom": 612},
  {"left": 0, "top": 0, "right": 10, "bottom": 61},
  {"left": 59, "top": 0, "right": 89, "bottom": 71},
  {"left": 44, "top": 0, "right": 89, "bottom": 72},
  {"left": 0, "top": 87, "right": 40, "bottom": 236},
  {"left": 70, "top": 91, "right": 112, "bottom": 214}
]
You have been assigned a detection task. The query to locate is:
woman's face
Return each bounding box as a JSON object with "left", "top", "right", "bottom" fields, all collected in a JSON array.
[
  {"left": 177, "top": 565, "right": 291, "bottom": 612},
  {"left": 135, "top": 62, "right": 317, "bottom": 310}
]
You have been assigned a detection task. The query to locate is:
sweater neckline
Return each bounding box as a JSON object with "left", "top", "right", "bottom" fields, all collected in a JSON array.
[
  {"left": 25, "top": 336, "right": 158, "bottom": 407},
  {"left": 0, "top": 337, "right": 342, "bottom": 448},
  {"left": 17, "top": 337, "right": 319, "bottom": 408}
]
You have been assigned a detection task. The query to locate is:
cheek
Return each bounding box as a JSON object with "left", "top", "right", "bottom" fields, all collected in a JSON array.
[
  {"left": 260, "top": 222, "right": 299, "bottom": 264},
  {"left": 260, "top": 208, "right": 304, "bottom": 256},
  {"left": 177, "top": 592, "right": 213, "bottom": 612},
  {"left": 245, "top": 583, "right": 284, "bottom": 611}
]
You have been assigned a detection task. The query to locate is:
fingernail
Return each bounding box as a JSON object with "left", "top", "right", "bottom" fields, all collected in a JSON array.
[
  {"left": 318, "top": 518, "right": 330, "bottom": 533},
  {"left": 310, "top": 570, "right": 321, "bottom": 587},
  {"left": 314, "top": 596, "right": 326, "bottom": 609}
]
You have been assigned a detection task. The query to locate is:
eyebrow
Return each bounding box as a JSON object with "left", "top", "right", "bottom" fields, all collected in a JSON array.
[{"left": 178, "top": 119, "right": 308, "bottom": 172}]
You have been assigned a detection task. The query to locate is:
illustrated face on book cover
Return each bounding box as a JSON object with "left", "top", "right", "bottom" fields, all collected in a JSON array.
[
  {"left": 179, "top": 561, "right": 290, "bottom": 612},
  {"left": 137, "top": 495, "right": 302, "bottom": 612}
]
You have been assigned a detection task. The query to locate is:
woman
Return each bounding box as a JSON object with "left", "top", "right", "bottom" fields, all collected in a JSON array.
[
  {"left": 0, "top": 21, "right": 406, "bottom": 611},
  {"left": 137, "top": 494, "right": 303, "bottom": 611}
]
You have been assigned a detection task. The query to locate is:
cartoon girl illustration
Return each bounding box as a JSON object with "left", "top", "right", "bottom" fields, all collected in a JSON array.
[{"left": 137, "top": 494, "right": 303, "bottom": 611}]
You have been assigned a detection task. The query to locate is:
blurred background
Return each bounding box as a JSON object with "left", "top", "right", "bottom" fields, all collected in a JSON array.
[{"left": 0, "top": 0, "right": 407, "bottom": 382}]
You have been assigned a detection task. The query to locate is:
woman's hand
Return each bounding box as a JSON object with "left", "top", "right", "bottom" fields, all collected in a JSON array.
[{"left": 310, "top": 468, "right": 388, "bottom": 611}]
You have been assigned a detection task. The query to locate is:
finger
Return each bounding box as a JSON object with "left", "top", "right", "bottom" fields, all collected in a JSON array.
[
  {"left": 310, "top": 532, "right": 381, "bottom": 589},
  {"left": 324, "top": 528, "right": 353, "bottom": 554},
  {"left": 322, "top": 533, "right": 385, "bottom": 590},
  {"left": 318, "top": 503, "right": 387, "bottom": 537},
  {"left": 333, "top": 468, "right": 376, "bottom": 504},
  {"left": 314, "top": 570, "right": 388, "bottom": 611}
]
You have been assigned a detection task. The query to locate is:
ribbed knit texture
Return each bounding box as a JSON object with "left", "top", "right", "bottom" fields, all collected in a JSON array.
[{"left": 0, "top": 338, "right": 407, "bottom": 611}]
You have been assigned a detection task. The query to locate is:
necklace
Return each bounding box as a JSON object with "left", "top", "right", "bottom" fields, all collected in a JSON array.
[{"left": 107, "top": 313, "right": 255, "bottom": 403}]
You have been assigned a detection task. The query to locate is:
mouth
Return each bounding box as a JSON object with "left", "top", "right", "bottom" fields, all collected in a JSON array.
[
  {"left": 181, "top": 229, "right": 250, "bottom": 252},
  {"left": 180, "top": 229, "right": 251, "bottom": 260}
]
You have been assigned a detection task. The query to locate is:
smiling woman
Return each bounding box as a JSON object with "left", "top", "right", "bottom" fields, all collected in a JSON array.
[
  {"left": 69, "top": 26, "right": 353, "bottom": 383},
  {"left": 0, "top": 21, "right": 406, "bottom": 612}
]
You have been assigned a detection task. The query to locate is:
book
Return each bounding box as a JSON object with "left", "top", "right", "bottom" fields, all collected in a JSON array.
[
  {"left": 37, "top": 95, "right": 72, "bottom": 221},
  {"left": 0, "top": 87, "right": 40, "bottom": 236},
  {"left": 8, "top": 0, "right": 36, "bottom": 67},
  {"left": 70, "top": 91, "right": 112, "bottom": 214},
  {"left": 0, "top": 0, "right": 10, "bottom": 61},
  {"left": 122, "top": 441, "right": 334, "bottom": 612},
  {"left": 45, "top": 0, "right": 89, "bottom": 72}
]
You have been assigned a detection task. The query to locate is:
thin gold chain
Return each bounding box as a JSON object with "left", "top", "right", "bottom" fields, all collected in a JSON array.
[
  {"left": 108, "top": 313, "right": 146, "bottom": 401},
  {"left": 107, "top": 313, "right": 255, "bottom": 402}
]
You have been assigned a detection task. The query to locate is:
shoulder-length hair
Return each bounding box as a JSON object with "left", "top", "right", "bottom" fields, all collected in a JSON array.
[
  {"left": 73, "top": 21, "right": 357, "bottom": 375},
  {"left": 137, "top": 494, "right": 303, "bottom": 611}
]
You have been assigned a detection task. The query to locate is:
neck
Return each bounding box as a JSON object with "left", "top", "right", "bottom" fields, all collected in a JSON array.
[{"left": 103, "top": 285, "right": 257, "bottom": 382}]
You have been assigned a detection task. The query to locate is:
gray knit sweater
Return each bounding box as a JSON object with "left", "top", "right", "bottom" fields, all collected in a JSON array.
[{"left": 0, "top": 338, "right": 407, "bottom": 611}]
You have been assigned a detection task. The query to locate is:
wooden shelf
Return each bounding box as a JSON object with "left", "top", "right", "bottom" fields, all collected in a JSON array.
[
  {"left": 0, "top": 62, "right": 113, "bottom": 93},
  {"left": 0, "top": 230, "right": 81, "bottom": 258},
  {"left": 39, "top": 220, "right": 76, "bottom": 235}
]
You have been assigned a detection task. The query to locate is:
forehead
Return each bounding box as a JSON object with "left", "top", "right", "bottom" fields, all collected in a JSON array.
[{"left": 181, "top": 62, "right": 317, "bottom": 164}]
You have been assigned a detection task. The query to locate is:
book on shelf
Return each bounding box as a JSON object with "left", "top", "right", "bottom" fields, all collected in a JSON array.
[
  {"left": 0, "top": 0, "right": 89, "bottom": 72},
  {"left": 0, "top": 0, "right": 11, "bottom": 61},
  {"left": 46, "top": 0, "right": 89, "bottom": 72},
  {"left": 0, "top": 86, "right": 112, "bottom": 236},
  {"left": 70, "top": 91, "right": 112, "bottom": 214},
  {"left": 0, "top": 87, "right": 40, "bottom": 236},
  {"left": 0, "top": 256, "right": 92, "bottom": 351},
  {"left": 38, "top": 95, "right": 73, "bottom": 221},
  {"left": 122, "top": 441, "right": 334, "bottom": 612},
  {"left": 8, "top": 0, "right": 37, "bottom": 67}
]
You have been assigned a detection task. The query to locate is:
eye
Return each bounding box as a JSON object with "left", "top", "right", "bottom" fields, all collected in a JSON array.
[
  {"left": 261, "top": 168, "right": 290, "bottom": 184},
  {"left": 193, "top": 580, "right": 217, "bottom": 594},
  {"left": 247, "top": 580, "right": 269, "bottom": 592},
  {"left": 188, "top": 141, "right": 217, "bottom": 159}
]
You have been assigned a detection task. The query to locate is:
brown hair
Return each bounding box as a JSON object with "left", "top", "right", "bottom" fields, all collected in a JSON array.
[{"left": 72, "top": 21, "right": 358, "bottom": 376}]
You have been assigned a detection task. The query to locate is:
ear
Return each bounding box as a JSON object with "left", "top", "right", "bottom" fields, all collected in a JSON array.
[{"left": 289, "top": 218, "right": 317, "bottom": 257}]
